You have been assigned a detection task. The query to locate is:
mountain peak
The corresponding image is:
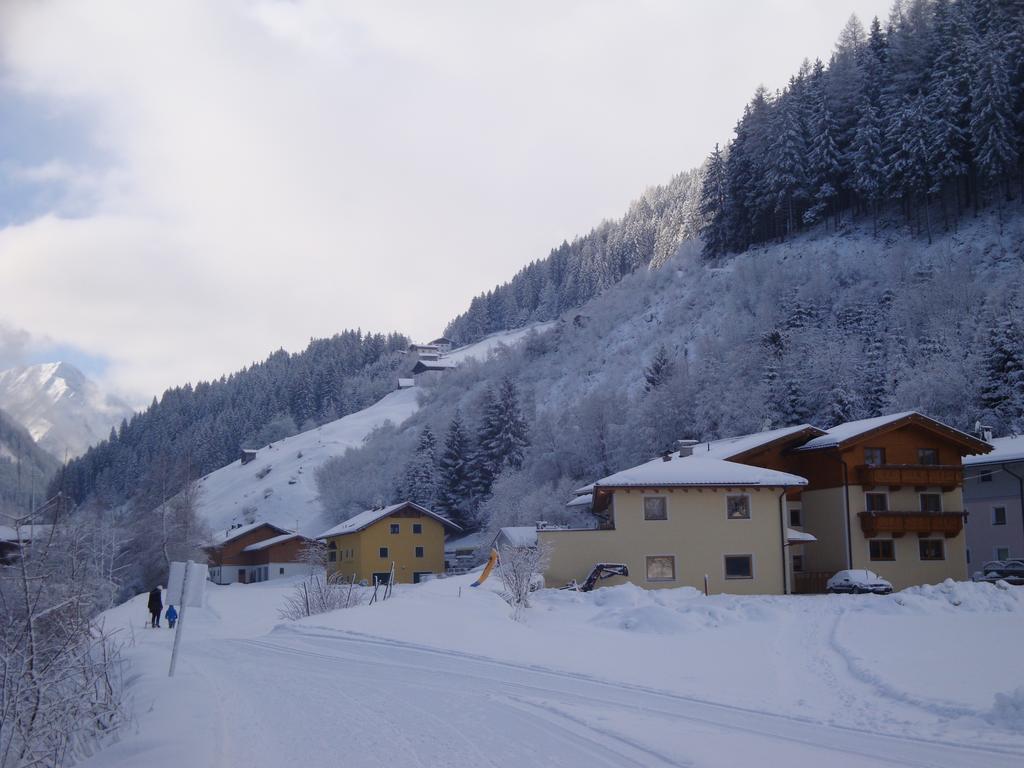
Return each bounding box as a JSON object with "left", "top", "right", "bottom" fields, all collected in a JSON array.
[{"left": 0, "top": 361, "right": 133, "bottom": 459}]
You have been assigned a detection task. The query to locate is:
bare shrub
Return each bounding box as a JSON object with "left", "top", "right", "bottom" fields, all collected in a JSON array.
[
  {"left": 497, "top": 541, "right": 552, "bottom": 621},
  {"left": 278, "top": 573, "right": 367, "bottom": 620}
]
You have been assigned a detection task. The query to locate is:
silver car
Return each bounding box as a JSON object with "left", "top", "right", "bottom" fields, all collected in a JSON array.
[{"left": 826, "top": 569, "right": 894, "bottom": 595}]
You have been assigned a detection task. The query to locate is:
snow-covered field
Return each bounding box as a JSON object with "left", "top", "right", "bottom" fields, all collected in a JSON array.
[
  {"left": 86, "top": 576, "right": 1024, "bottom": 768},
  {"left": 194, "top": 323, "right": 553, "bottom": 538},
  {"left": 195, "top": 387, "right": 421, "bottom": 536}
]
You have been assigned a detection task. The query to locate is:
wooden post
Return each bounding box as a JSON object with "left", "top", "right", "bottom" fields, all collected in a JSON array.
[{"left": 703, "top": 573, "right": 709, "bottom": 596}]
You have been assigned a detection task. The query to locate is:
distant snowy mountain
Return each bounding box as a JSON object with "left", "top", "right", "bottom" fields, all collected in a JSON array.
[
  {"left": 0, "top": 362, "right": 134, "bottom": 460},
  {"left": 0, "top": 406, "right": 60, "bottom": 508}
]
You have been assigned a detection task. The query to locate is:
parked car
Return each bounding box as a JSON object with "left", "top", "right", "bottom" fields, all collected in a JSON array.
[
  {"left": 972, "top": 560, "right": 1024, "bottom": 586},
  {"left": 826, "top": 569, "right": 894, "bottom": 595}
]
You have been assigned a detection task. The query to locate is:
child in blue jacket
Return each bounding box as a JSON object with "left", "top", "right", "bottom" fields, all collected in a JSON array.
[{"left": 165, "top": 604, "right": 178, "bottom": 629}]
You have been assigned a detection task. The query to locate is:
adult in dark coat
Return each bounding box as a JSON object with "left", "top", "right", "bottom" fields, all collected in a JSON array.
[{"left": 148, "top": 587, "right": 163, "bottom": 628}]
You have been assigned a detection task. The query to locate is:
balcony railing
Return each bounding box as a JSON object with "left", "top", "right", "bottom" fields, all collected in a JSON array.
[
  {"left": 856, "top": 464, "right": 962, "bottom": 490},
  {"left": 858, "top": 510, "right": 966, "bottom": 538}
]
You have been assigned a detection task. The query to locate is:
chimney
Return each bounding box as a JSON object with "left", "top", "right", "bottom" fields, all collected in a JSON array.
[
  {"left": 974, "top": 421, "right": 994, "bottom": 442},
  {"left": 661, "top": 450, "right": 673, "bottom": 462},
  {"left": 677, "top": 439, "right": 699, "bottom": 457}
]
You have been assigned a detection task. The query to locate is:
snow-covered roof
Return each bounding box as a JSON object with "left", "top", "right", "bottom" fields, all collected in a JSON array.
[
  {"left": 963, "top": 435, "right": 1024, "bottom": 466},
  {"left": 796, "top": 412, "right": 918, "bottom": 450},
  {"left": 0, "top": 524, "right": 56, "bottom": 543},
  {"left": 429, "top": 337, "right": 453, "bottom": 345},
  {"left": 593, "top": 454, "right": 807, "bottom": 489},
  {"left": 317, "top": 502, "right": 462, "bottom": 539},
  {"left": 412, "top": 359, "right": 457, "bottom": 372},
  {"left": 786, "top": 528, "right": 817, "bottom": 543},
  {"left": 494, "top": 526, "right": 538, "bottom": 548},
  {"left": 573, "top": 482, "right": 595, "bottom": 496},
  {"left": 444, "top": 530, "right": 490, "bottom": 553},
  {"left": 566, "top": 493, "right": 593, "bottom": 508},
  {"left": 241, "top": 533, "right": 304, "bottom": 552},
  {"left": 397, "top": 378, "right": 415, "bottom": 388},
  {"left": 696, "top": 424, "right": 824, "bottom": 460},
  {"left": 210, "top": 521, "right": 292, "bottom": 545}
]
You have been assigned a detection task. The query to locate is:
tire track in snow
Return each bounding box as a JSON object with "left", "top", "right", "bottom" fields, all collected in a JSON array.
[{"left": 239, "top": 633, "right": 1024, "bottom": 768}]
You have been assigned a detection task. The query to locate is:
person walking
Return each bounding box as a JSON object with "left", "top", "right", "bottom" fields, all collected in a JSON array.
[
  {"left": 148, "top": 586, "right": 163, "bottom": 628},
  {"left": 165, "top": 604, "right": 178, "bottom": 629}
]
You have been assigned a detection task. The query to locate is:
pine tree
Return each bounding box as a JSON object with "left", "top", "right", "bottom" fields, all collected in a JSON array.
[
  {"left": 804, "top": 70, "right": 842, "bottom": 227},
  {"left": 402, "top": 426, "right": 439, "bottom": 508},
  {"left": 979, "top": 316, "right": 1024, "bottom": 432},
  {"left": 970, "top": 27, "right": 1019, "bottom": 194},
  {"left": 766, "top": 89, "right": 809, "bottom": 236},
  {"left": 644, "top": 346, "right": 675, "bottom": 392},
  {"left": 483, "top": 379, "right": 529, "bottom": 473},
  {"left": 699, "top": 143, "right": 729, "bottom": 257},
  {"left": 436, "top": 412, "right": 475, "bottom": 529}
]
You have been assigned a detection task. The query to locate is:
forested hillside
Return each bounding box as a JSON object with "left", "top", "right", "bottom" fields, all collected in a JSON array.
[
  {"left": 54, "top": 330, "right": 409, "bottom": 509},
  {"left": 0, "top": 407, "right": 59, "bottom": 511},
  {"left": 699, "top": 0, "right": 1024, "bottom": 255},
  {"left": 317, "top": 210, "right": 1024, "bottom": 538},
  {"left": 444, "top": 168, "right": 704, "bottom": 345},
  {"left": 445, "top": 0, "right": 1024, "bottom": 348}
]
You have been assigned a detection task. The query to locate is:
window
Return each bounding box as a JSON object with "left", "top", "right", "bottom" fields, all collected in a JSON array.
[
  {"left": 996, "top": 547, "right": 1011, "bottom": 561},
  {"left": 279, "top": 567, "right": 285, "bottom": 575},
  {"left": 644, "top": 497, "right": 668, "bottom": 521},
  {"left": 789, "top": 507, "right": 802, "bottom": 527},
  {"left": 724, "top": 555, "right": 753, "bottom": 579},
  {"left": 993, "top": 507, "right": 1007, "bottom": 526},
  {"left": 966, "top": 548, "right": 971, "bottom": 564},
  {"left": 917, "top": 448, "right": 939, "bottom": 465},
  {"left": 980, "top": 470, "right": 993, "bottom": 483},
  {"left": 390, "top": 523, "right": 400, "bottom": 534},
  {"left": 865, "top": 493, "right": 888, "bottom": 512},
  {"left": 328, "top": 550, "right": 337, "bottom": 562},
  {"left": 869, "top": 539, "right": 895, "bottom": 561},
  {"left": 919, "top": 539, "right": 945, "bottom": 561},
  {"left": 919, "top": 493, "right": 942, "bottom": 513},
  {"left": 413, "top": 523, "right": 423, "bottom": 534},
  {"left": 726, "top": 495, "right": 751, "bottom": 520},
  {"left": 415, "top": 546, "right": 424, "bottom": 558},
  {"left": 645, "top": 555, "right": 675, "bottom": 582},
  {"left": 792, "top": 554, "right": 804, "bottom": 572},
  {"left": 864, "top": 447, "right": 886, "bottom": 466},
  {"left": 379, "top": 547, "right": 389, "bottom": 558}
]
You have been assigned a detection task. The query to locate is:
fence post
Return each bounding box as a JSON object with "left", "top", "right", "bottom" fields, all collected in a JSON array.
[{"left": 703, "top": 573, "right": 709, "bottom": 596}]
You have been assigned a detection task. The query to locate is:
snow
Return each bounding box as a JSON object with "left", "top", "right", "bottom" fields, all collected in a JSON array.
[
  {"left": 497, "top": 526, "right": 538, "bottom": 547},
  {"left": 241, "top": 533, "right": 303, "bottom": 552},
  {"left": 0, "top": 523, "right": 55, "bottom": 543},
  {"left": 194, "top": 387, "right": 420, "bottom": 537},
  {"left": 315, "top": 501, "right": 460, "bottom": 538},
  {"left": 696, "top": 423, "right": 823, "bottom": 459},
  {"left": 0, "top": 361, "right": 134, "bottom": 458},
  {"left": 593, "top": 453, "right": 807, "bottom": 488},
  {"left": 796, "top": 411, "right": 919, "bottom": 449},
  {"left": 86, "top": 575, "right": 1024, "bottom": 768},
  {"left": 442, "top": 322, "right": 556, "bottom": 364},
  {"left": 786, "top": 527, "right": 816, "bottom": 542},
  {"left": 209, "top": 521, "right": 289, "bottom": 545},
  {"left": 566, "top": 492, "right": 592, "bottom": 507},
  {"left": 964, "top": 435, "right": 1024, "bottom": 466}
]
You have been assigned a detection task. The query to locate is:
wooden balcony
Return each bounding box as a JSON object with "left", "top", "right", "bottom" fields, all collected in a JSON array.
[
  {"left": 855, "top": 464, "right": 962, "bottom": 490},
  {"left": 858, "top": 511, "right": 965, "bottom": 538}
]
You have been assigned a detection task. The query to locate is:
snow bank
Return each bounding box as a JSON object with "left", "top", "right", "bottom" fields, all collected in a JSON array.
[{"left": 990, "top": 688, "right": 1024, "bottom": 734}]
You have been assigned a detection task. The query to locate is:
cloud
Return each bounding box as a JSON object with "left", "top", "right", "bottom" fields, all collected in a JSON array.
[
  {"left": 0, "top": 322, "right": 31, "bottom": 370},
  {"left": 0, "top": 0, "right": 893, "bottom": 399}
]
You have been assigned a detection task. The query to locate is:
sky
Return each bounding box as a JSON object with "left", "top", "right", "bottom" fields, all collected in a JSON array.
[{"left": 0, "top": 0, "right": 893, "bottom": 404}]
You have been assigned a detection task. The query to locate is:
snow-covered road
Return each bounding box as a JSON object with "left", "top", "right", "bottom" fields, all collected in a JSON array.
[
  {"left": 84, "top": 577, "right": 1024, "bottom": 768},
  {"left": 93, "top": 619, "right": 1024, "bottom": 767}
]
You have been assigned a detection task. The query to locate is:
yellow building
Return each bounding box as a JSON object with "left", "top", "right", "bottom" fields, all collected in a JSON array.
[
  {"left": 317, "top": 501, "right": 462, "bottom": 585},
  {"left": 541, "top": 453, "right": 810, "bottom": 594}
]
